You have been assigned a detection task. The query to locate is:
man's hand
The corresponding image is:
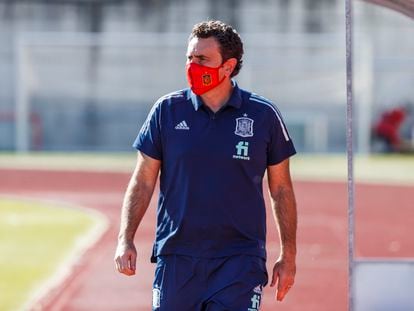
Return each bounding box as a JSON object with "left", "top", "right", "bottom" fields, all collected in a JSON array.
[
  {"left": 267, "top": 159, "right": 297, "bottom": 301},
  {"left": 270, "top": 256, "right": 296, "bottom": 301},
  {"left": 114, "top": 241, "right": 137, "bottom": 276},
  {"left": 114, "top": 152, "right": 160, "bottom": 277}
]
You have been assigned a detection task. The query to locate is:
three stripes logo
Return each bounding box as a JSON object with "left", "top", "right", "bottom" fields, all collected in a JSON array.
[{"left": 175, "top": 120, "right": 190, "bottom": 130}]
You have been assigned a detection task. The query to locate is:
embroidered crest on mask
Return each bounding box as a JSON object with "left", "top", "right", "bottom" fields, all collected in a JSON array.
[
  {"left": 202, "top": 73, "right": 212, "bottom": 86},
  {"left": 235, "top": 114, "right": 254, "bottom": 137}
]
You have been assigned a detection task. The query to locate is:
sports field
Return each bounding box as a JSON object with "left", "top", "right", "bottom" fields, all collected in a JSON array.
[
  {"left": 0, "top": 198, "right": 99, "bottom": 311},
  {"left": 0, "top": 153, "right": 413, "bottom": 310}
]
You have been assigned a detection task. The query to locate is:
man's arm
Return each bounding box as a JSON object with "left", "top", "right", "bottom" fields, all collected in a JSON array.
[
  {"left": 267, "top": 158, "right": 297, "bottom": 301},
  {"left": 114, "top": 151, "right": 161, "bottom": 276}
]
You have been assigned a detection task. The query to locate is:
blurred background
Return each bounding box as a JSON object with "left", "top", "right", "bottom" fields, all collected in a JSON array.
[
  {"left": 0, "top": 0, "right": 413, "bottom": 154},
  {"left": 1, "top": 1, "right": 414, "bottom": 311}
]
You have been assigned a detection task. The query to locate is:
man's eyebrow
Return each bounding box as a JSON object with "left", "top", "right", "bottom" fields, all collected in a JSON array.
[{"left": 187, "top": 54, "right": 208, "bottom": 59}]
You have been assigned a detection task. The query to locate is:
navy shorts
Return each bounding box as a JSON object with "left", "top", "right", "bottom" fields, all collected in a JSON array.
[{"left": 152, "top": 254, "right": 268, "bottom": 311}]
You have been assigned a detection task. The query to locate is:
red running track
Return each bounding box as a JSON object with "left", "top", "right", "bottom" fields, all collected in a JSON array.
[{"left": 1, "top": 168, "right": 413, "bottom": 311}]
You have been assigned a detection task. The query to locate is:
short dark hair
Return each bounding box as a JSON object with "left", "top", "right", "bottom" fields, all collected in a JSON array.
[{"left": 189, "top": 20, "right": 244, "bottom": 77}]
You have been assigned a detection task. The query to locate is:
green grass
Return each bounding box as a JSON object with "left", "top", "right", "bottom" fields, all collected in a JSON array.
[
  {"left": 0, "top": 152, "right": 136, "bottom": 172},
  {"left": 291, "top": 153, "right": 414, "bottom": 184},
  {"left": 0, "top": 198, "right": 96, "bottom": 311}
]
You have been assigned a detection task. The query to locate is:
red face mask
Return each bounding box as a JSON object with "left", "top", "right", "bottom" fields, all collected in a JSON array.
[{"left": 186, "top": 62, "right": 225, "bottom": 95}]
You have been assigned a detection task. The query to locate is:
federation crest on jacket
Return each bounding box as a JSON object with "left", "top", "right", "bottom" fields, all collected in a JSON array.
[{"left": 235, "top": 114, "right": 254, "bottom": 137}]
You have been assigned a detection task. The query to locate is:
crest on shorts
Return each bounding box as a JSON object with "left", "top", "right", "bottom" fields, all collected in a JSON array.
[
  {"left": 152, "top": 288, "right": 161, "bottom": 308},
  {"left": 235, "top": 114, "right": 254, "bottom": 137},
  {"left": 202, "top": 73, "right": 212, "bottom": 86},
  {"left": 253, "top": 285, "right": 263, "bottom": 294}
]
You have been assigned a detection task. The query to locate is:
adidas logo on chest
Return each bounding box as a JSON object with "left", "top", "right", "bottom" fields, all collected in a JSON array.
[{"left": 175, "top": 120, "right": 190, "bottom": 130}]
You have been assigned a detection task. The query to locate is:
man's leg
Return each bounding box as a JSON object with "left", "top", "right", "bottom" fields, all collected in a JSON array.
[
  {"left": 152, "top": 255, "right": 204, "bottom": 311},
  {"left": 203, "top": 255, "right": 268, "bottom": 311}
]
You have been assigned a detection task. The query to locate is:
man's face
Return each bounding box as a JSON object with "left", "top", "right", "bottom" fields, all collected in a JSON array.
[{"left": 186, "top": 37, "right": 223, "bottom": 68}]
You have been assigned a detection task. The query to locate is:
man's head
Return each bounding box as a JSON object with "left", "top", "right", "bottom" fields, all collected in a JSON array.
[{"left": 188, "top": 20, "right": 244, "bottom": 77}]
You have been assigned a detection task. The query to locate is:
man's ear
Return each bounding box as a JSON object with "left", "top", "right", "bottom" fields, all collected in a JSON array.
[{"left": 223, "top": 58, "right": 237, "bottom": 77}]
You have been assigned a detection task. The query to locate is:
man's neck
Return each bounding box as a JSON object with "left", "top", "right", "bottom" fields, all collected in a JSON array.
[{"left": 200, "top": 79, "right": 233, "bottom": 113}]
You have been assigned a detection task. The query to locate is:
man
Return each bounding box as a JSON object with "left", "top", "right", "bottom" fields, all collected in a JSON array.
[
  {"left": 373, "top": 104, "right": 414, "bottom": 153},
  {"left": 114, "top": 20, "right": 297, "bottom": 310}
]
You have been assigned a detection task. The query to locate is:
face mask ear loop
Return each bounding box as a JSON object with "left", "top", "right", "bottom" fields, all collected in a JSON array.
[
  {"left": 219, "top": 58, "right": 237, "bottom": 82},
  {"left": 218, "top": 60, "right": 228, "bottom": 84}
]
